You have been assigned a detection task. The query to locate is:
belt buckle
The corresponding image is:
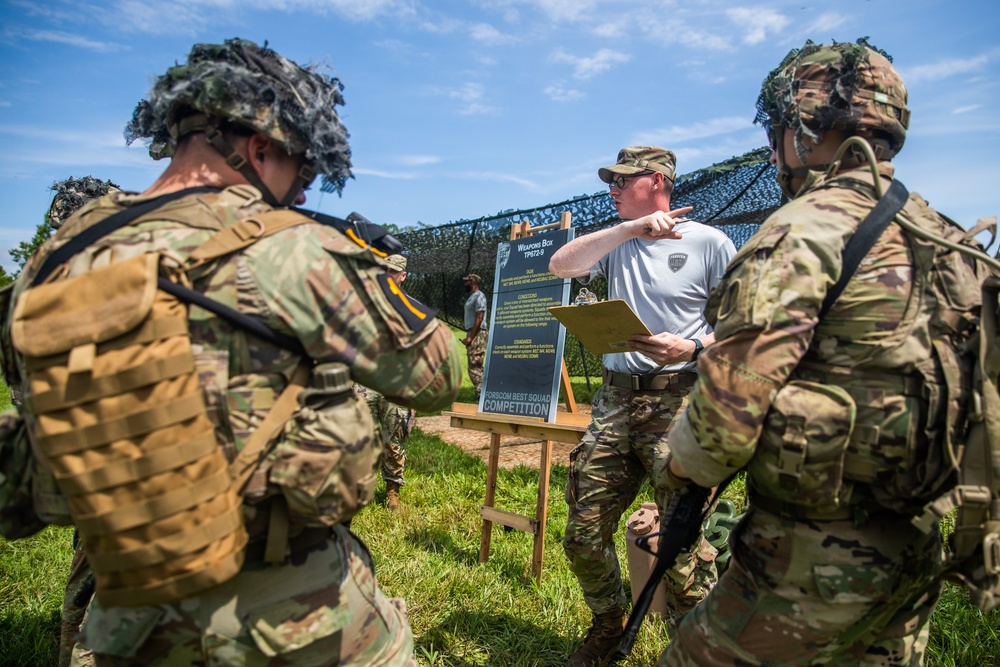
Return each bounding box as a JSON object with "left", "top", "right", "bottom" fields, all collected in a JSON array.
[{"left": 630, "top": 374, "right": 642, "bottom": 391}]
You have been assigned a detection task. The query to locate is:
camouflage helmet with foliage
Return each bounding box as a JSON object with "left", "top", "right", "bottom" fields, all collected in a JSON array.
[
  {"left": 124, "top": 38, "right": 352, "bottom": 198},
  {"left": 47, "top": 176, "right": 120, "bottom": 228},
  {"left": 755, "top": 38, "right": 910, "bottom": 162}
]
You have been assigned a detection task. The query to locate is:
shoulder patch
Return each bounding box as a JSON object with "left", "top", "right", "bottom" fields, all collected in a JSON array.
[{"left": 377, "top": 273, "right": 438, "bottom": 333}]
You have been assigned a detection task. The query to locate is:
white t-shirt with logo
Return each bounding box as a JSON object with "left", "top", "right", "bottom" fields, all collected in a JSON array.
[{"left": 584, "top": 219, "right": 736, "bottom": 374}]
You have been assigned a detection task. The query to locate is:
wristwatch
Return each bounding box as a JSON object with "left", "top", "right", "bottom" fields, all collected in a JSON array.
[{"left": 690, "top": 338, "right": 704, "bottom": 361}]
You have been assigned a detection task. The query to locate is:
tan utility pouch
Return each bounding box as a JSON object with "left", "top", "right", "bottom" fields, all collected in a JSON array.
[
  {"left": 748, "top": 380, "right": 857, "bottom": 510},
  {"left": 256, "top": 363, "right": 379, "bottom": 526},
  {"left": 11, "top": 253, "right": 247, "bottom": 607}
]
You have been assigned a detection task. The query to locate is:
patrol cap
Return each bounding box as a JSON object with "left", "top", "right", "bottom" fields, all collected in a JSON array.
[
  {"left": 598, "top": 146, "right": 677, "bottom": 186},
  {"left": 385, "top": 254, "right": 407, "bottom": 272},
  {"left": 462, "top": 273, "right": 482, "bottom": 285}
]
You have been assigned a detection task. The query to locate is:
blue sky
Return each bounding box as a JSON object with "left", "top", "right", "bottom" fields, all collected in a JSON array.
[{"left": 1, "top": 0, "right": 998, "bottom": 273}]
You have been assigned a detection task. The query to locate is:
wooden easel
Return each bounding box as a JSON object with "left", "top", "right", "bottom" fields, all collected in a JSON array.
[{"left": 451, "top": 211, "right": 583, "bottom": 583}]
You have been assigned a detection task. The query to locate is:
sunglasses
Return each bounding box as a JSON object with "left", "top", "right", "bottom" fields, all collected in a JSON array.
[{"left": 608, "top": 171, "right": 655, "bottom": 190}]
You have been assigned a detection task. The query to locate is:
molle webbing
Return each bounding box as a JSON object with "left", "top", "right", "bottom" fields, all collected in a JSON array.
[
  {"left": 11, "top": 200, "right": 315, "bottom": 607},
  {"left": 13, "top": 256, "right": 246, "bottom": 607}
]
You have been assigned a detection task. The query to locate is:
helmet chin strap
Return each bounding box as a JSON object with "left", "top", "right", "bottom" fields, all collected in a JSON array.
[
  {"left": 178, "top": 114, "right": 313, "bottom": 207},
  {"left": 771, "top": 125, "right": 809, "bottom": 199}
]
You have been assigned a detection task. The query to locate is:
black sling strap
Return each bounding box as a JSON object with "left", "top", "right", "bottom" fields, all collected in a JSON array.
[
  {"left": 31, "top": 187, "right": 218, "bottom": 286},
  {"left": 157, "top": 278, "right": 306, "bottom": 357},
  {"left": 28, "top": 186, "right": 306, "bottom": 356},
  {"left": 818, "top": 179, "right": 909, "bottom": 320}
]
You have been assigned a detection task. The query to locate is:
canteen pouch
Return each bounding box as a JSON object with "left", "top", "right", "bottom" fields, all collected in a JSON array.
[
  {"left": 748, "top": 379, "right": 857, "bottom": 510},
  {"left": 262, "top": 362, "right": 380, "bottom": 526},
  {"left": 10, "top": 253, "right": 248, "bottom": 607}
]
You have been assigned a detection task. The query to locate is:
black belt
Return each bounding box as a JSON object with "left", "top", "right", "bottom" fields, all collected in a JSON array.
[{"left": 602, "top": 368, "right": 697, "bottom": 392}]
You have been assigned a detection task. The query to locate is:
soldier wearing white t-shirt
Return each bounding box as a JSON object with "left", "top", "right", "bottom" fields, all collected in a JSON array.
[{"left": 549, "top": 146, "right": 736, "bottom": 667}]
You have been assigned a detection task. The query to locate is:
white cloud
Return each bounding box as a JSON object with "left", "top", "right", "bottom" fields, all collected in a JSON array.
[
  {"left": 905, "top": 54, "right": 990, "bottom": 84},
  {"left": 436, "top": 82, "right": 499, "bottom": 116},
  {"left": 544, "top": 82, "right": 584, "bottom": 102},
  {"left": 7, "top": 28, "right": 126, "bottom": 52},
  {"left": 469, "top": 23, "right": 517, "bottom": 46},
  {"left": 352, "top": 167, "right": 419, "bottom": 180},
  {"left": 726, "top": 7, "right": 789, "bottom": 46},
  {"left": 533, "top": 0, "right": 599, "bottom": 22},
  {"left": 631, "top": 116, "right": 753, "bottom": 146},
  {"left": 102, "top": 0, "right": 419, "bottom": 35},
  {"left": 642, "top": 17, "right": 732, "bottom": 52},
  {"left": 395, "top": 155, "right": 442, "bottom": 167},
  {"left": 551, "top": 48, "right": 631, "bottom": 80},
  {"left": 953, "top": 104, "right": 982, "bottom": 115},
  {"left": 454, "top": 170, "right": 538, "bottom": 190},
  {"left": 801, "top": 11, "right": 849, "bottom": 36},
  {"left": 0, "top": 101, "right": 11, "bottom": 108},
  {"left": 591, "top": 19, "right": 628, "bottom": 39}
]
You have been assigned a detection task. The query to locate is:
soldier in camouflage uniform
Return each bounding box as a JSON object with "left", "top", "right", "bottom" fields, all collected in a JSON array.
[
  {"left": 460, "top": 273, "right": 488, "bottom": 397},
  {"left": 355, "top": 254, "right": 415, "bottom": 511},
  {"left": 1, "top": 39, "right": 460, "bottom": 667},
  {"left": 660, "top": 39, "right": 961, "bottom": 666},
  {"left": 549, "top": 146, "right": 735, "bottom": 667}
]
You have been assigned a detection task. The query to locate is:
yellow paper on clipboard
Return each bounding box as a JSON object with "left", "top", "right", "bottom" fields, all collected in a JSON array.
[{"left": 548, "top": 299, "right": 652, "bottom": 355}]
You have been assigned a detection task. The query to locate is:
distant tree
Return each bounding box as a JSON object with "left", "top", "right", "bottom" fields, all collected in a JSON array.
[
  {"left": 0, "top": 264, "right": 13, "bottom": 288},
  {"left": 9, "top": 219, "right": 55, "bottom": 268}
]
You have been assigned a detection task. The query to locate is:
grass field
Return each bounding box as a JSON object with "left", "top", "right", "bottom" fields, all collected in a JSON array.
[
  {"left": 2, "top": 426, "right": 999, "bottom": 666},
  {"left": 2, "top": 368, "right": 999, "bottom": 666}
]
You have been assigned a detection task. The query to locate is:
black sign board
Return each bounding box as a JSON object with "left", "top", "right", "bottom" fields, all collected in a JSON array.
[{"left": 479, "top": 227, "right": 574, "bottom": 422}]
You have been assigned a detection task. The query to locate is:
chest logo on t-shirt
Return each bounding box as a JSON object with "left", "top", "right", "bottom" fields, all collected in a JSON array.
[{"left": 668, "top": 253, "right": 688, "bottom": 272}]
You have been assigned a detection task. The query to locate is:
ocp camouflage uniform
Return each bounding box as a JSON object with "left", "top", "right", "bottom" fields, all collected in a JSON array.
[
  {"left": 465, "top": 328, "right": 488, "bottom": 396},
  {"left": 564, "top": 382, "right": 717, "bottom": 624},
  {"left": 61, "top": 533, "right": 95, "bottom": 667},
  {"left": 4, "top": 184, "right": 460, "bottom": 666},
  {"left": 661, "top": 162, "right": 950, "bottom": 666},
  {"left": 354, "top": 384, "right": 412, "bottom": 485}
]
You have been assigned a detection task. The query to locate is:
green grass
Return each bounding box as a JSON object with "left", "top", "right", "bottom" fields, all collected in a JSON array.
[
  {"left": 1, "top": 429, "right": 999, "bottom": 666},
  {"left": 2, "top": 360, "right": 999, "bottom": 666},
  {"left": 0, "top": 526, "right": 73, "bottom": 667}
]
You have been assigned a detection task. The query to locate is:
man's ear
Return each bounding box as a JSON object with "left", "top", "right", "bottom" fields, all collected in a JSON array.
[{"left": 246, "top": 133, "right": 275, "bottom": 173}]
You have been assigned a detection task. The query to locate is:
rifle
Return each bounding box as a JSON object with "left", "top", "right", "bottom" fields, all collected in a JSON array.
[
  {"left": 616, "top": 479, "right": 728, "bottom": 658},
  {"left": 292, "top": 208, "right": 403, "bottom": 255}
]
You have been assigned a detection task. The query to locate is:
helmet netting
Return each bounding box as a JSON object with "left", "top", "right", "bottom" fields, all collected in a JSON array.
[
  {"left": 124, "top": 38, "right": 352, "bottom": 194},
  {"left": 754, "top": 37, "right": 905, "bottom": 162}
]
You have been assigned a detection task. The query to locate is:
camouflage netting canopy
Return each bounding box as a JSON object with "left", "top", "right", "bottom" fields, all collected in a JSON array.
[{"left": 397, "top": 147, "right": 784, "bottom": 376}]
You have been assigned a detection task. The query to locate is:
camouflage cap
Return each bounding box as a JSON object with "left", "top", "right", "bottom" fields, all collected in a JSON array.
[
  {"left": 598, "top": 146, "right": 677, "bottom": 186},
  {"left": 124, "top": 38, "right": 352, "bottom": 194},
  {"left": 385, "top": 254, "right": 407, "bottom": 272},
  {"left": 47, "top": 177, "right": 120, "bottom": 228},
  {"left": 755, "top": 38, "right": 909, "bottom": 162},
  {"left": 462, "top": 274, "right": 482, "bottom": 285}
]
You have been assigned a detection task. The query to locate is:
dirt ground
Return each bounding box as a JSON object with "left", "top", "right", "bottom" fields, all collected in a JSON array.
[{"left": 415, "top": 403, "right": 591, "bottom": 470}]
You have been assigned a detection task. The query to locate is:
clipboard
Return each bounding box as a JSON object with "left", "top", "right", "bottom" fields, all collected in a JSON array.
[{"left": 548, "top": 299, "right": 652, "bottom": 355}]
